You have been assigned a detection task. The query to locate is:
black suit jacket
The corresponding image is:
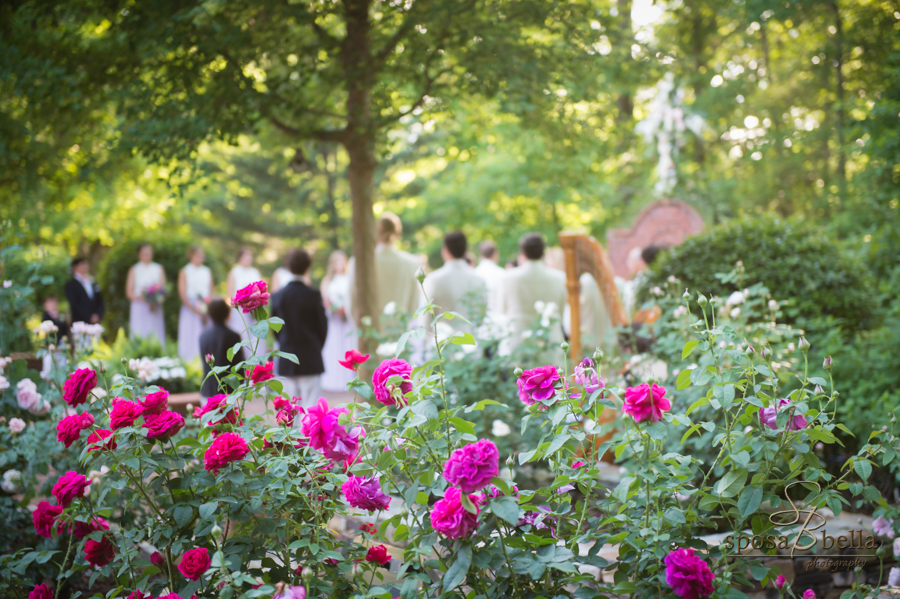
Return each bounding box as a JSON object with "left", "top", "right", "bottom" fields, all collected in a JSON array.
[
  {"left": 64, "top": 278, "right": 105, "bottom": 324},
  {"left": 270, "top": 280, "right": 328, "bottom": 376},
  {"left": 199, "top": 323, "right": 245, "bottom": 398}
]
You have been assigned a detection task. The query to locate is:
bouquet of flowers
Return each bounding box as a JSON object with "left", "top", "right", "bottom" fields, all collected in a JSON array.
[{"left": 143, "top": 283, "right": 166, "bottom": 312}]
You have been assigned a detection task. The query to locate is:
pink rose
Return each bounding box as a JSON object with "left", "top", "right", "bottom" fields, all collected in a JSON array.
[
  {"left": 431, "top": 487, "right": 479, "bottom": 539},
  {"left": 274, "top": 587, "right": 306, "bottom": 599},
  {"left": 774, "top": 574, "right": 786, "bottom": 589},
  {"left": 232, "top": 280, "right": 270, "bottom": 313},
  {"left": 127, "top": 592, "right": 152, "bottom": 599},
  {"left": 110, "top": 400, "right": 144, "bottom": 430},
  {"left": 33, "top": 501, "right": 64, "bottom": 538},
  {"left": 759, "top": 399, "right": 808, "bottom": 431},
  {"left": 339, "top": 350, "right": 370, "bottom": 371},
  {"left": 572, "top": 461, "right": 585, "bottom": 468},
  {"left": 323, "top": 424, "right": 364, "bottom": 463},
  {"left": 63, "top": 368, "right": 97, "bottom": 406},
  {"left": 516, "top": 366, "right": 559, "bottom": 406},
  {"left": 56, "top": 412, "right": 95, "bottom": 448},
  {"left": 341, "top": 475, "right": 391, "bottom": 512},
  {"left": 84, "top": 535, "right": 115, "bottom": 567},
  {"left": 29, "top": 584, "right": 52, "bottom": 599},
  {"left": 193, "top": 394, "right": 239, "bottom": 426},
  {"left": 371, "top": 358, "right": 413, "bottom": 407},
  {"left": 204, "top": 432, "right": 250, "bottom": 473},
  {"left": 574, "top": 358, "right": 604, "bottom": 394},
  {"left": 143, "top": 410, "right": 185, "bottom": 440},
  {"left": 16, "top": 379, "right": 42, "bottom": 411},
  {"left": 623, "top": 383, "right": 671, "bottom": 424},
  {"left": 150, "top": 551, "right": 165, "bottom": 566},
  {"left": 87, "top": 429, "right": 116, "bottom": 452},
  {"left": 248, "top": 362, "right": 275, "bottom": 384},
  {"left": 301, "top": 398, "right": 347, "bottom": 452},
  {"left": 802, "top": 591, "right": 816, "bottom": 599},
  {"left": 62, "top": 516, "right": 109, "bottom": 540},
  {"left": 442, "top": 439, "right": 500, "bottom": 493},
  {"left": 664, "top": 548, "right": 714, "bottom": 599},
  {"left": 9, "top": 417, "right": 25, "bottom": 433},
  {"left": 365, "top": 544, "right": 391, "bottom": 565},
  {"left": 873, "top": 515, "right": 895, "bottom": 538},
  {"left": 140, "top": 388, "right": 169, "bottom": 415},
  {"left": 52, "top": 471, "right": 90, "bottom": 507},
  {"left": 178, "top": 547, "right": 211, "bottom": 581}
]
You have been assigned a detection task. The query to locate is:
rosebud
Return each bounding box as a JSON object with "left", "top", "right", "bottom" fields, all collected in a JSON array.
[
  {"left": 814, "top": 385, "right": 824, "bottom": 395},
  {"left": 592, "top": 348, "right": 604, "bottom": 362},
  {"left": 514, "top": 368, "right": 523, "bottom": 378},
  {"left": 121, "top": 357, "right": 128, "bottom": 365},
  {"left": 560, "top": 341, "right": 569, "bottom": 352},
  {"left": 205, "top": 353, "right": 214, "bottom": 365},
  {"left": 760, "top": 347, "right": 769, "bottom": 358},
  {"left": 507, "top": 454, "right": 515, "bottom": 468},
  {"left": 798, "top": 337, "right": 810, "bottom": 352},
  {"left": 823, "top": 356, "right": 833, "bottom": 370},
  {"left": 682, "top": 288, "right": 690, "bottom": 300},
  {"left": 98, "top": 363, "right": 106, "bottom": 373},
  {"left": 350, "top": 563, "right": 362, "bottom": 578},
  {"left": 211, "top": 523, "right": 223, "bottom": 540},
  {"left": 301, "top": 566, "right": 313, "bottom": 581},
  {"left": 746, "top": 345, "right": 755, "bottom": 355},
  {"left": 697, "top": 293, "right": 708, "bottom": 307},
  {"left": 415, "top": 268, "right": 426, "bottom": 283}
]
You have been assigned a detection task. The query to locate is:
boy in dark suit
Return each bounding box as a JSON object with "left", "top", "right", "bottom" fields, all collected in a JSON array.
[
  {"left": 64, "top": 257, "right": 105, "bottom": 325},
  {"left": 270, "top": 248, "right": 328, "bottom": 406},
  {"left": 199, "top": 299, "right": 245, "bottom": 399}
]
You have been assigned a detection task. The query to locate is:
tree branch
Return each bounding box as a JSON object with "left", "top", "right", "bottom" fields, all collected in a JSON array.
[
  {"left": 372, "top": 13, "right": 418, "bottom": 72},
  {"left": 269, "top": 116, "right": 347, "bottom": 144},
  {"left": 380, "top": 65, "right": 453, "bottom": 125}
]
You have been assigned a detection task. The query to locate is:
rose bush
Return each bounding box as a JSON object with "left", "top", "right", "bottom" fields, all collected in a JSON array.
[{"left": 1, "top": 276, "right": 898, "bottom": 599}]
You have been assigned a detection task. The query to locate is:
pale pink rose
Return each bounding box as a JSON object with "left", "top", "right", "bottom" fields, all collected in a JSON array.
[
  {"left": 874, "top": 515, "right": 894, "bottom": 538},
  {"left": 16, "top": 379, "right": 42, "bottom": 411},
  {"left": 9, "top": 417, "right": 25, "bottom": 433}
]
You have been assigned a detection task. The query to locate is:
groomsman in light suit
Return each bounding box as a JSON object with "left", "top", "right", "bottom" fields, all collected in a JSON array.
[
  {"left": 423, "top": 231, "right": 487, "bottom": 333},
  {"left": 498, "top": 233, "right": 568, "bottom": 349},
  {"left": 64, "top": 257, "right": 105, "bottom": 325},
  {"left": 474, "top": 240, "right": 506, "bottom": 315}
]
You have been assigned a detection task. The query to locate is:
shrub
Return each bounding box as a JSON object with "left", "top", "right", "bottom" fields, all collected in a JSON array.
[
  {"left": 96, "top": 235, "right": 227, "bottom": 343},
  {"left": 641, "top": 215, "right": 876, "bottom": 331}
]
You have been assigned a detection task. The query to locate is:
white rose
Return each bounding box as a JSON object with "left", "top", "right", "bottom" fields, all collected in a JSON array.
[{"left": 491, "top": 420, "right": 511, "bottom": 437}]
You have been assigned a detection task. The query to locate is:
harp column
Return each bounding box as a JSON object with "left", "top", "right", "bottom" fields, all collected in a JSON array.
[{"left": 560, "top": 234, "right": 582, "bottom": 360}]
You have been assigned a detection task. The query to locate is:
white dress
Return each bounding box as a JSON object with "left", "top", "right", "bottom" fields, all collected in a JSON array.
[
  {"left": 321, "top": 274, "right": 358, "bottom": 391},
  {"left": 130, "top": 262, "right": 166, "bottom": 345},
  {"left": 177, "top": 263, "right": 212, "bottom": 362},
  {"left": 228, "top": 264, "right": 266, "bottom": 354}
]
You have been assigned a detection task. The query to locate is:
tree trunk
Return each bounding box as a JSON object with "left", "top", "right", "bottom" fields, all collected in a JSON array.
[
  {"left": 829, "top": 1, "right": 847, "bottom": 196},
  {"left": 616, "top": 0, "right": 633, "bottom": 122}
]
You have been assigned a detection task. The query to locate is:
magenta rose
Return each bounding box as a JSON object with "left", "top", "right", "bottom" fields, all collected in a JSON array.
[
  {"left": 86, "top": 429, "right": 116, "bottom": 452},
  {"left": 623, "top": 383, "right": 671, "bottom": 424},
  {"left": 29, "top": 584, "right": 52, "bottom": 599},
  {"left": 759, "top": 398, "right": 808, "bottom": 431},
  {"left": 341, "top": 475, "right": 391, "bottom": 512},
  {"left": 193, "top": 394, "right": 239, "bottom": 426},
  {"left": 248, "top": 362, "right": 275, "bottom": 384},
  {"left": 63, "top": 367, "right": 97, "bottom": 406},
  {"left": 516, "top": 365, "right": 559, "bottom": 406},
  {"left": 371, "top": 358, "right": 413, "bottom": 407},
  {"left": 431, "top": 487, "right": 479, "bottom": 539},
  {"left": 232, "top": 280, "right": 270, "bottom": 313},
  {"left": 63, "top": 516, "right": 109, "bottom": 540},
  {"left": 33, "top": 501, "right": 64, "bottom": 538},
  {"left": 150, "top": 551, "right": 164, "bottom": 566},
  {"left": 276, "top": 405, "right": 304, "bottom": 426},
  {"left": 323, "top": 423, "right": 364, "bottom": 463},
  {"left": 84, "top": 535, "right": 115, "bottom": 567},
  {"left": 110, "top": 400, "right": 144, "bottom": 430},
  {"left": 443, "top": 439, "right": 500, "bottom": 493},
  {"left": 143, "top": 410, "right": 185, "bottom": 440},
  {"left": 52, "top": 471, "right": 90, "bottom": 507},
  {"left": 365, "top": 544, "right": 391, "bottom": 566},
  {"left": 204, "top": 432, "right": 250, "bottom": 473},
  {"left": 56, "top": 412, "right": 95, "bottom": 448},
  {"left": 574, "top": 358, "right": 604, "bottom": 394},
  {"left": 178, "top": 547, "right": 211, "bottom": 581},
  {"left": 127, "top": 592, "right": 152, "bottom": 599},
  {"left": 664, "top": 547, "right": 714, "bottom": 599},
  {"left": 301, "top": 398, "right": 347, "bottom": 451},
  {"left": 140, "top": 387, "right": 169, "bottom": 415}
]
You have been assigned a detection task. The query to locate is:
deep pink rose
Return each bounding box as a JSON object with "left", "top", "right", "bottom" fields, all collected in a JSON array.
[
  {"left": 759, "top": 398, "right": 808, "bottom": 431},
  {"left": 127, "top": 591, "right": 153, "bottom": 599},
  {"left": 29, "top": 584, "right": 52, "bottom": 599},
  {"left": 84, "top": 535, "right": 115, "bottom": 567},
  {"left": 87, "top": 428, "right": 116, "bottom": 452},
  {"left": 517, "top": 365, "right": 559, "bottom": 406},
  {"left": 664, "top": 548, "right": 714, "bottom": 599},
  {"left": 150, "top": 551, "right": 164, "bottom": 566},
  {"left": 341, "top": 475, "right": 390, "bottom": 512},
  {"left": 52, "top": 471, "right": 89, "bottom": 507},
  {"left": 204, "top": 432, "right": 250, "bottom": 473},
  {"left": 33, "top": 501, "right": 64, "bottom": 538},
  {"left": 623, "top": 383, "right": 671, "bottom": 423},
  {"left": 140, "top": 388, "right": 169, "bottom": 415},
  {"left": 572, "top": 461, "right": 585, "bottom": 468},
  {"left": 143, "top": 410, "right": 185, "bottom": 440},
  {"left": 371, "top": 358, "right": 413, "bottom": 407},
  {"left": 802, "top": 591, "right": 816, "bottom": 599},
  {"left": 443, "top": 439, "right": 500, "bottom": 493},
  {"left": 323, "top": 424, "right": 364, "bottom": 463},
  {"left": 276, "top": 404, "right": 305, "bottom": 426},
  {"left": 56, "top": 412, "right": 95, "bottom": 448},
  {"left": 248, "top": 362, "right": 275, "bottom": 384},
  {"left": 193, "top": 394, "right": 239, "bottom": 426},
  {"left": 774, "top": 575, "right": 786, "bottom": 589},
  {"left": 574, "top": 358, "right": 604, "bottom": 394},
  {"left": 274, "top": 587, "right": 306, "bottom": 599},
  {"left": 110, "top": 400, "right": 144, "bottom": 430},
  {"left": 63, "top": 368, "right": 97, "bottom": 406},
  {"left": 339, "top": 350, "right": 370, "bottom": 371},
  {"left": 431, "top": 487, "right": 479, "bottom": 539},
  {"left": 178, "top": 547, "right": 211, "bottom": 580},
  {"left": 232, "top": 281, "right": 270, "bottom": 313},
  {"left": 366, "top": 544, "right": 391, "bottom": 565},
  {"left": 517, "top": 506, "right": 556, "bottom": 535},
  {"left": 301, "top": 398, "right": 347, "bottom": 452},
  {"left": 63, "top": 516, "right": 109, "bottom": 540}
]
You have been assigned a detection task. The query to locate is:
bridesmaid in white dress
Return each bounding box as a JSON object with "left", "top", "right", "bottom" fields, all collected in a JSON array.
[
  {"left": 320, "top": 250, "right": 358, "bottom": 391},
  {"left": 226, "top": 247, "right": 266, "bottom": 354},
  {"left": 177, "top": 245, "right": 214, "bottom": 362},
  {"left": 126, "top": 243, "right": 167, "bottom": 344}
]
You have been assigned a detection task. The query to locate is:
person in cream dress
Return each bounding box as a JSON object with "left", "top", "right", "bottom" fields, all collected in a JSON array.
[
  {"left": 320, "top": 250, "right": 357, "bottom": 391},
  {"left": 177, "top": 245, "right": 214, "bottom": 362},
  {"left": 126, "top": 243, "right": 167, "bottom": 344}
]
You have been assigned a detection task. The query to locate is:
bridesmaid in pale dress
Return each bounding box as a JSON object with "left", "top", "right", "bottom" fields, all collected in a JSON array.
[
  {"left": 320, "top": 250, "right": 358, "bottom": 391},
  {"left": 126, "top": 243, "right": 167, "bottom": 344},
  {"left": 177, "top": 245, "right": 214, "bottom": 362},
  {"left": 226, "top": 247, "right": 266, "bottom": 354}
]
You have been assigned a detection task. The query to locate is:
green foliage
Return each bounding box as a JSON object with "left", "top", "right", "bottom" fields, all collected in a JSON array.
[
  {"left": 643, "top": 216, "right": 876, "bottom": 331},
  {"left": 96, "top": 235, "right": 226, "bottom": 343}
]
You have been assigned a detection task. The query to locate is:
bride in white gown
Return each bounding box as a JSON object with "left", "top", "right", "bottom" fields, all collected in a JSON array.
[{"left": 320, "top": 250, "right": 358, "bottom": 391}]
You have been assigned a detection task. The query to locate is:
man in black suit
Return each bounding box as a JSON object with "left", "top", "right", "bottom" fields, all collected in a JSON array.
[
  {"left": 199, "top": 299, "right": 245, "bottom": 399},
  {"left": 270, "top": 248, "right": 328, "bottom": 406},
  {"left": 64, "top": 257, "right": 105, "bottom": 325}
]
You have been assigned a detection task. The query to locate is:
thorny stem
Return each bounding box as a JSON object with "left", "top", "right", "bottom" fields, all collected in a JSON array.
[{"left": 53, "top": 530, "right": 75, "bottom": 599}]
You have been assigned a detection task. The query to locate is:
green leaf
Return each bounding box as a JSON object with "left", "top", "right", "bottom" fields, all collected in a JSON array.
[
  {"left": 682, "top": 340, "right": 700, "bottom": 360},
  {"left": 490, "top": 497, "right": 520, "bottom": 526},
  {"left": 685, "top": 396, "right": 709, "bottom": 416},
  {"left": 463, "top": 399, "right": 503, "bottom": 413},
  {"left": 663, "top": 508, "right": 686, "bottom": 525},
  {"left": 715, "top": 470, "right": 747, "bottom": 498},
  {"left": 450, "top": 332, "right": 476, "bottom": 346},
  {"left": 460, "top": 493, "right": 478, "bottom": 515},
  {"left": 676, "top": 368, "right": 693, "bottom": 391},
  {"left": 443, "top": 544, "right": 471, "bottom": 591},
  {"left": 199, "top": 501, "right": 218, "bottom": 521},
  {"left": 737, "top": 486, "right": 763, "bottom": 518},
  {"left": 854, "top": 459, "right": 872, "bottom": 481},
  {"left": 546, "top": 432, "right": 570, "bottom": 457},
  {"left": 173, "top": 505, "right": 193, "bottom": 529},
  {"left": 267, "top": 316, "right": 285, "bottom": 332},
  {"left": 449, "top": 417, "right": 476, "bottom": 436}
]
